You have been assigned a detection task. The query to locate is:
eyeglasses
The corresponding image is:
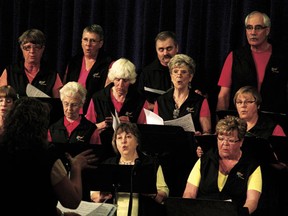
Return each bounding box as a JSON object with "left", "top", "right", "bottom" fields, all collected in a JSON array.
[
  {"left": 245, "top": 25, "right": 267, "bottom": 31},
  {"left": 217, "top": 136, "right": 240, "bottom": 145},
  {"left": 235, "top": 100, "right": 256, "bottom": 106},
  {"left": 22, "top": 44, "right": 43, "bottom": 51},
  {"left": 82, "top": 38, "right": 101, "bottom": 45}
]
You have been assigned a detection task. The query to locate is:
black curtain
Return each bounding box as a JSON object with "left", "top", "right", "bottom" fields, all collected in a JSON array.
[{"left": 0, "top": 0, "right": 287, "bottom": 125}]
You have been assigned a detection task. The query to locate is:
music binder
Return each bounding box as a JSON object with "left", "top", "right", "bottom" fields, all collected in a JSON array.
[{"left": 165, "top": 197, "right": 240, "bottom": 216}]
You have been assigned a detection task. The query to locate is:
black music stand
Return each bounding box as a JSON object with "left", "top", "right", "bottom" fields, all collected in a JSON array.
[
  {"left": 165, "top": 197, "right": 240, "bottom": 216},
  {"left": 82, "top": 164, "right": 157, "bottom": 204},
  {"left": 136, "top": 124, "right": 196, "bottom": 197},
  {"left": 268, "top": 136, "right": 288, "bottom": 164}
]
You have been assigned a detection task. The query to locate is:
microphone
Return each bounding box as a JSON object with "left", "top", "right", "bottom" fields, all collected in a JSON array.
[
  {"left": 128, "top": 158, "right": 142, "bottom": 216},
  {"left": 132, "top": 158, "right": 142, "bottom": 175}
]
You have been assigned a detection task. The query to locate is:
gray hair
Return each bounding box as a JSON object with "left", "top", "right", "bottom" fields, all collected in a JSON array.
[
  {"left": 108, "top": 58, "right": 137, "bottom": 84},
  {"left": 155, "top": 31, "right": 178, "bottom": 46},
  {"left": 245, "top": 11, "right": 271, "bottom": 27},
  {"left": 83, "top": 24, "right": 104, "bottom": 40},
  {"left": 168, "top": 54, "right": 196, "bottom": 75},
  {"left": 18, "top": 29, "right": 46, "bottom": 46},
  {"left": 59, "top": 81, "right": 87, "bottom": 104}
]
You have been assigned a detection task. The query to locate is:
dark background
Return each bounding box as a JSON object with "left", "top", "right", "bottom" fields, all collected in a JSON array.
[{"left": 0, "top": 0, "right": 287, "bottom": 126}]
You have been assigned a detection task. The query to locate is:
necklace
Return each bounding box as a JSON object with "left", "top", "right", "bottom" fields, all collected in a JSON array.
[{"left": 119, "top": 160, "right": 135, "bottom": 165}]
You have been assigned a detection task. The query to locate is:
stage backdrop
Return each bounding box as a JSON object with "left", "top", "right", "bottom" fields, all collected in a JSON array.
[{"left": 0, "top": 0, "right": 287, "bottom": 125}]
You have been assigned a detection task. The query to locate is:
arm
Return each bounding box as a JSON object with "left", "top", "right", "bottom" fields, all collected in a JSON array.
[
  {"left": 0, "top": 69, "right": 8, "bottom": 86},
  {"left": 244, "top": 189, "right": 261, "bottom": 214},
  {"left": 53, "top": 149, "right": 97, "bottom": 209},
  {"left": 244, "top": 166, "right": 262, "bottom": 214},
  {"left": 199, "top": 98, "right": 211, "bottom": 134},
  {"left": 154, "top": 165, "right": 169, "bottom": 204},
  {"left": 183, "top": 182, "right": 198, "bottom": 198},
  {"left": 216, "top": 87, "right": 231, "bottom": 111},
  {"left": 52, "top": 73, "right": 63, "bottom": 98},
  {"left": 183, "top": 159, "right": 201, "bottom": 198}
]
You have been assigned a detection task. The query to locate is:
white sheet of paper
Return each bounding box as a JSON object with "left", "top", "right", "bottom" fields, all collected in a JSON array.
[
  {"left": 144, "top": 86, "right": 166, "bottom": 95},
  {"left": 112, "top": 110, "right": 120, "bottom": 130},
  {"left": 57, "top": 200, "right": 117, "bottom": 216},
  {"left": 26, "top": 83, "right": 50, "bottom": 98},
  {"left": 144, "top": 108, "right": 164, "bottom": 125},
  {"left": 164, "top": 113, "right": 195, "bottom": 132}
]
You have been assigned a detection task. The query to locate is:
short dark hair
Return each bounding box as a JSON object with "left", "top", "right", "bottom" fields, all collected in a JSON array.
[{"left": 18, "top": 29, "right": 46, "bottom": 46}]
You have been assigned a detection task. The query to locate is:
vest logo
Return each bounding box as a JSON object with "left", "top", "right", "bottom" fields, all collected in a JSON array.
[
  {"left": 76, "top": 135, "right": 85, "bottom": 142},
  {"left": 93, "top": 72, "right": 101, "bottom": 78},
  {"left": 39, "top": 81, "right": 47, "bottom": 85},
  {"left": 125, "top": 112, "right": 133, "bottom": 118},
  {"left": 236, "top": 171, "right": 244, "bottom": 179},
  {"left": 271, "top": 67, "right": 279, "bottom": 73},
  {"left": 186, "top": 107, "right": 194, "bottom": 113}
]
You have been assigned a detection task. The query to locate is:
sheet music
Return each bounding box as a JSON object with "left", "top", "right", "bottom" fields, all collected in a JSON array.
[
  {"left": 144, "top": 86, "right": 166, "bottom": 95},
  {"left": 57, "top": 200, "right": 117, "bottom": 216},
  {"left": 26, "top": 83, "right": 50, "bottom": 98},
  {"left": 111, "top": 109, "right": 120, "bottom": 131},
  {"left": 164, "top": 113, "right": 195, "bottom": 132},
  {"left": 144, "top": 109, "right": 195, "bottom": 132},
  {"left": 144, "top": 108, "right": 164, "bottom": 125}
]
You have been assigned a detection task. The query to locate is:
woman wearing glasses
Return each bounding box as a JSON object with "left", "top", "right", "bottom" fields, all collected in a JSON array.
[
  {"left": 234, "top": 85, "right": 286, "bottom": 138},
  {"left": 64, "top": 24, "right": 114, "bottom": 114},
  {"left": 153, "top": 54, "right": 211, "bottom": 135},
  {"left": 183, "top": 115, "right": 262, "bottom": 215},
  {"left": 0, "top": 28, "right": 63, "bottom": 98}
]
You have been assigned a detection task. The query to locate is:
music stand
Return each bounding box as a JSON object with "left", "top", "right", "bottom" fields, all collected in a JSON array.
[
  {"left": 165, "top": 197, "right": 239, "bottom": 216},
  {"left": 268, "top": 136, "right": 288, "bottom": 164},
  {"left": 194, "top": 134, "right": 217, "bottom": 153},
  {"left": 136, "top": 124, "right": 196, "bottom": 197},
  {"left": 82, "top": 164, "right": 157, "bottom": 204}
]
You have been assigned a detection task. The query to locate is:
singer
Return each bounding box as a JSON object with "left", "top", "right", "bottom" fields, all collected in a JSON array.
[{"left": 91, "top": 122, "right": 169, "bottom": 216}]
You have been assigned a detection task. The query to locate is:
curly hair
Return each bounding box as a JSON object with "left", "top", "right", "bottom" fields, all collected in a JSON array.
[{"left": 2, "top": 97, "right": 50, "bottom": 153}]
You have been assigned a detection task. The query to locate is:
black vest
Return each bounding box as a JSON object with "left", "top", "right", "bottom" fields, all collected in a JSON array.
[
  {"left": 231, "top": 45, "right": 288, "bottom": 113},
  {"left": 6, "top": 60, "right": 57, "bottom": 97},
  {"left": 49, "top": 116, "right": 96, "bottom": 144}
]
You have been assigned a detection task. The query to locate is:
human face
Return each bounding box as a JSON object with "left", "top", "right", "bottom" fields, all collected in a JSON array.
[
  {"left": 156, "top": 38, "right": 178, "bottom": 66},
  {"left": 235, "top": 93, "right": 258, "bottom": 122},
  {"left": 170, "top": 65, "right": 192, "bottom": 90},
  {"left": 217, "top": 131, "right": 242, "bottom": 159},
  {"left": 81, "top": 31, "right": 103, "bottom": 58},
  {"left": 21, "top": 42, "right": 44, "bottom": 64},
  {"left": 0, "top": 97, "right": 13, "bottom": 117},
  {"left": 62, "top": 96, "right": 83, "bottom": 120},
  {"left": 113, "top": 78, "right": 130, "bottom": 96},
  {"left": 245, "top": 13, "right": 270, "bottom": 48},
  {"left": 116, "top": 131, "right": 138, "bottom": 157}
]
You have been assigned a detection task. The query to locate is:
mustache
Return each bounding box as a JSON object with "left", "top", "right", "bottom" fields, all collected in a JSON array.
[{"left": 163, "top": 54, "right": 173, "bottom": 59}]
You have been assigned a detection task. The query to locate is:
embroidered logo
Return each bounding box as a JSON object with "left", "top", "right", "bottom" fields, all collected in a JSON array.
[
  {"left": 236, "top": 172, "right": 244, "bottom": 179},
  {"left": 38, "top": 81, "right": 47, "bottom": 86},
  {"left": 125, "top": 112, "right": 133, "bottom": 118},
  {"left": 186, "top": 107, "right": 194, "bottom": 113},
  {"left": 271, "top": 67, "right": 279, "bottom": 73},
  {"left": 76, "top": 135, "right": 85, "bottom": 142},
  {"left": 92, "top": 72, "right": 101, "bottom": 78}
]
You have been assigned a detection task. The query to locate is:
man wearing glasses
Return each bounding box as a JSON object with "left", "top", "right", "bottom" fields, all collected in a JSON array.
[
  {"left": 217, "top": 11, "right": 288, "bottom": 114},
  {"left": 0, "top": 28, "right": 63, "bottom": 98}
]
